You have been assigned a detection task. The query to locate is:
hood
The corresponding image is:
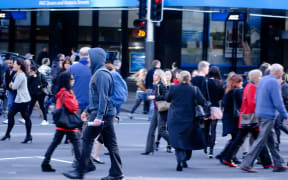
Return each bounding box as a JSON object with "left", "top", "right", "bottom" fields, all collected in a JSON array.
[
  {"left": 55, "top": 88, "right": 67, "bottom": 99},
  {"left": 88, "top": 48, "right": 106, "bottom": 74}
]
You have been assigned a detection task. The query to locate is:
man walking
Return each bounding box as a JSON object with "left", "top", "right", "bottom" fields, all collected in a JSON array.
[
  {"left": 240, "top": 64, "right": 288, "bottom": 172},
  {"left": 63, "top": 48, "right": 124, "bottom": 180}
]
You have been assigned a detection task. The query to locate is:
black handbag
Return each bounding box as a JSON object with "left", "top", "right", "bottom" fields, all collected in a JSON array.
[
  {"left": 233, "top": 90, "right": 240, "bottom": 119},
  {"left": 193, "top": 87, "right": 206, "bottom": 119},
  {"left": 202, "top": 79, "right": 212, "bottom": 117},
  {"left": 52, "top": 91, "right": 83, "bottom": 129}
]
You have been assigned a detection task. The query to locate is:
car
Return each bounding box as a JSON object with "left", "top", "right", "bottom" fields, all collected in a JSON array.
[{"left": 0, "top": 51, "right": 25, "bottom": 61}]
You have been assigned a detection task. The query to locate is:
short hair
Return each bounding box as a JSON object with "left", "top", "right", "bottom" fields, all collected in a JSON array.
[
  {"left": 79, "top": 47, "right": 90, "bottom": 57},
  {"left": 152, "top": 60, "right": 161, "bottom": 67},
  {"left": 113, "top": 60, "right": 121, "bottom": 66},
  {"left": 57, "top": 53, "right": 65, "bottom": 60},
  {"left": 105, "top": 63, "right": 115, "bottom": 71},
  {"left": 42, "top": 58, "right": 50, "bottom": 65},
  {"left": 179, "top": 71, "right": 191, "bottom": 84},
  {"left": 198, "top": 61, "right": 210, "bottom": 71},
  {"left": 248, "top": 69, "right": 262, "bottom": 82},
  {"left": 270, "top": 64, "right": 283, "bottom": 73}
]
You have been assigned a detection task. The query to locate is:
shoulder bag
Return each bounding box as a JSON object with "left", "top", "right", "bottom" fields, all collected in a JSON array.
[
  {"left": 155, "top": 84, "right": 171, "bottom": 112},
  {"left": 240, "top": 84, "right": 259, "bottom": 128},
  {"left": 203, "top": 79, "right": 212, "bottom": 117},
  {"left": 193, "top": 86, "right": 206, "bottom": 119},
  {"left": 232, "top": 90, "right": 240, "bottom": 119},
  {"left": 52, "top": 91, "right": 83, "bottom": 129},
  {"left": 39, "top": 74, "right": 51, "bottom": 95}
]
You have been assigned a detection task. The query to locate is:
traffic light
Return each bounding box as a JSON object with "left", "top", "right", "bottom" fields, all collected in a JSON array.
[
  {"left": 133, "top": 19, "right": 147, "bottom": 38},
  {"left": 138, "top": 0, "right": 147, "bottom": 20},
  {"left": 150, "top": 0, "right": 164, "bottom": 22}
]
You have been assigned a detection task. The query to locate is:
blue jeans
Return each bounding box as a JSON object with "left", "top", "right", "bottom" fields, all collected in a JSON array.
[{"left": 7, "top": 91, "right": 16, "bottom": 111}]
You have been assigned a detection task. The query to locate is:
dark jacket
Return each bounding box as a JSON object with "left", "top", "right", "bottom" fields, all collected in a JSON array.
[
  {"left": 207, "top": 78, "right": 224, "bottom": 107},
  {"left": 86, "top": 48, "right": 115, "bottom": 120},
  {"left": 37, "top": 51, "right": 48, "bottom": 65},
  {"left": 191, "top": 76, "right": 210, "bottom": 101},
  {"left": 281, "top": 82, "right": 288, "bottom": 111},
  {"left": 154, "top": 81, "right": 168, "bottom": 101},
  {"left": 68, "top": 57, "right": 91, "bottom": 109},
  {"left": 145, "top": 67, "right": 158, "bottom": 89},
  {"left": 51, "top": 59, "right": 62, "bottom": 95},
  {"left": 166, "top": 83, "right": 206, "bottom": 150},
  {"left": 222, "top": 88, "right": 243, "bottom": 136},
  {"left": 28, "top": 72, "right": 48, "bottom": 96},
  {"left": 4, "top": 68, "right": 16, "bottom": 92}
]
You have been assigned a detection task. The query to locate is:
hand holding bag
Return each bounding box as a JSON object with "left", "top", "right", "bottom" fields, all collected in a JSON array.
[{"left": 52, "top": 91, "right": 83, "bottom": 129}]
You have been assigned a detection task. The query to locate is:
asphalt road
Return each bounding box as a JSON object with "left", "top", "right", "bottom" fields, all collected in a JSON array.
[{"left": 0, "top": 98, "right": 288, "bottom": 180}]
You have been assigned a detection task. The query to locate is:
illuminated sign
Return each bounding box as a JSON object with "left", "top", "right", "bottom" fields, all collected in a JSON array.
[
  {"left": 228, "top": 14, "right": 240, "bottom": 20},
  {"left": 0, "top": 13, "right": 7, "bottom": 19}
]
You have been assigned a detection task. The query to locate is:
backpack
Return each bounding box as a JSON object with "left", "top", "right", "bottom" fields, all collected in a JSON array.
[{"left": 96, "top": 68, "right": 128, "bottom": 106}]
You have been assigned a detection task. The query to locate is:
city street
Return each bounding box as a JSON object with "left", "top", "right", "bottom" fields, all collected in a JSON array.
[{"left": 0, "top": 94, "right": 288, "bottom": 180}]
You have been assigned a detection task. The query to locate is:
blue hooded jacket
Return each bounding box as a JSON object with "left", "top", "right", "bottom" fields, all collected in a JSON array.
[
  {"left": 86, "top": 48, "right": 115, "bottom": 120},
  {"left": 68, "top": 57, "right": 91, "bottom": 109}
]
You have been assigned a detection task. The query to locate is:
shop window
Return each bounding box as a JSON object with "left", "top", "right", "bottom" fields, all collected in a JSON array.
[
  {"left": 99, "top": 28, "right": 121, "bottom": 42},
  {"left": 128, "top": 10, "right": 138, "bottom": 28},
  {"left": 246, "top": 16, "right": 261, "bottom": 66},
  {"left": 208, "top": 21, "right": 225, "bottom": 64},
  {"left": 36, "top": 27, "right": 50, "bottom": 40},
  {"left": 15, "top": 12, "right": 31, "bottom": 26},
  {"left": 0, "top": 42, "right": 8, "bottom": 52},
  {"left": 14, "top": 42, "right": 30, "bottom": 56},
  {"left": 37, "top": 11, "right": 50, "bottom": 26},
  {"left": 35, "top": 43, "right": 49, "bottom": 62},
  {"left": 0, "top": 19, "right": 9, "bottom": 40},
  {"left": 79, "top": 11, "right": 92, "bottom": 26},
  {"left": 99, "top": 11, "right": 121, "bottom": 28},
  {"left": 78, "top": 27, "right": 92, "bottom": 41},
  {"left": 181, "top": 11, "right": 203, "bottom": 65},
  {"left": 15, "top": 26, "right": 30, "bottom": 40}
]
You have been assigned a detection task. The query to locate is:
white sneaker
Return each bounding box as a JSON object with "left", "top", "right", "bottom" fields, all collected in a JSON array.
[
  {"left": 40, "top": 120, "right": 49, "bottom": 126},
  {"left": 18, "top": 118, "right": 26, "bottom": 124},
  {"left": 2, "top": 119, "right": 8, "bottom": 124}
]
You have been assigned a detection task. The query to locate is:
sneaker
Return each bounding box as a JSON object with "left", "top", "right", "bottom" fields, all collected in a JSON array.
[
  {"left": 2, "top": 119, "right": 8, "bottom": 124},
  {"left": 40, "top": 120, "right": 49, "bottom": 126},
  {"left": 18, "top": 118, "right": 26, "bottom": 124}
]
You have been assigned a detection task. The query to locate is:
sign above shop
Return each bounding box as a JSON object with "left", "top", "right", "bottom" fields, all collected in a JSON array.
[{"left": 1, "top": 0, "right": 288, "bottom": 10}]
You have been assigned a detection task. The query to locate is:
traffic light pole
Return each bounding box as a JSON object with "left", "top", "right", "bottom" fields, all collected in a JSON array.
[{"left": 145, "top": 0, "right": 154, "bottom": 70}]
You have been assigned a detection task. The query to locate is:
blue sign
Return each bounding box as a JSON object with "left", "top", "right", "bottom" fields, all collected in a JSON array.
[
  {"left": 1, "top": 0, "right": 288, "bottom": 10},
  {"left": 130, "top": 52, "right": 145, "bottom": 73}
]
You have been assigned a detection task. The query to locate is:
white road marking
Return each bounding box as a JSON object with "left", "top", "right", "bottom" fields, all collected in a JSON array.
[{"left": 0, "top": 156, "right": 72, "bottom": 164}]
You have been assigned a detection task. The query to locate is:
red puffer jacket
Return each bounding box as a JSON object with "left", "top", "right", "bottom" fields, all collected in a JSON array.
[{"left": 55, "top": 88, "right": 79, "bottom": 131}]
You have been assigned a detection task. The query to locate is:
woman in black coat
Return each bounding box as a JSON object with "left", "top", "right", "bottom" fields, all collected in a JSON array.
[
  {"left": 216, "top": 74, "right": 243, "bottom": 164},
  {"left": 166, "top": 71, "right": 206, "bottom": 171}
]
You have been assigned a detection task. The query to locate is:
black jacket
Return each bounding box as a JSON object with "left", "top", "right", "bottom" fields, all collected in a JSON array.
[
  {"left": 166, "top": 83, "right": 206, "bottom": 150},
  {"left": 4, "top": 69, "right": 16, "bottom": 92},
  {"left": 222, "top": 88, "right": 243, "bottom": 136},
  {"left": 145, "top": 67, "right": 158, "bottom": 89},
  {"left": 37, "top": 51, "right": 48, "bottom": 65},
  {"left": 154, "top": 81, "right": 168, "bottom": 101},
  {"left": 281, "top": 82, "right": 288, "bottom": 111},
  {"left": 28, "top": 72, "right": 48, "bottom": 96}
]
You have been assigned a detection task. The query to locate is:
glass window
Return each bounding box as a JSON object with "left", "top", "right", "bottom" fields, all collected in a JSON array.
[
  {"left": 208, "top": 20, "right": 225, "bottom": 64},
  {"left": 99, "top": 11, "right": 121, "bottom": 28},
  {"left": 246, "top": 16, "right": 261, "bottom": 66},
  {"left": 99, "top": 28, "right": 121, "bottom": 42},
  {"left": 0, "top": 42, "right": 8, "bottom": 52},
  {"left": 128, "top": 10, "right": 138, "bottom": 28},
  {"left": 0, "top": 19, "right": 10, "bottom": 40},
  {"left": 36, "top": 11, "right": 50, "bottom": 26},
  {"left": 14, "top": 42, "right": 30, "bottom": 56},
  {"left": 78, "top": 27, "right": 92, "bottom": 41},
  {"left": 36, "top": 27, "right": 49, "bottom": 40},
  {"left": 15, "top": 26, "right": 30, "bottom": 40},
  {"left": 15, "top": 12, "right": 31, "bottom": 26},
  {"left": 77, "top": 44, "right": 91, "bottom": 50},
  {"left": 181, "top": 11, "right": 203, "bottom": 65},
  {"left": 79, "top": 11, "right": 92, "bottom": 26},
  {"left": 35, "top": 43, "right": 49, "bottom": 62}
]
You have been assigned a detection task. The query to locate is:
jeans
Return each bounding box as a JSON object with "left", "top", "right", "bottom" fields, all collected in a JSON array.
[
  {"left": 144, "top": 110, "right": 159, "bottom": 153},
  {"left": 5, "top": 102, "right": 31, "bottom": 138},
  {"left": 43, "top": 130, "right": 81, "bottom": 164},
  {"left": 223, "top": 128, "right": 272, "bottom": 166},
  {"left": 241, "top": 118, "right": 285, "bottom": 168},
  {"left": 175, "top": 149, "right": 192, "bottom": 163},
  {"left": 78, "top": 115, "right": 123, "bottom": 177},
  {"left": 158, "top": 111, "right": 170, "bottom": 146},
  {"left": 28, "top": 94, "right": 47, "bottom": 120},
  {"left": 7, "top": 91, "right": 16, "bottom": 111}
]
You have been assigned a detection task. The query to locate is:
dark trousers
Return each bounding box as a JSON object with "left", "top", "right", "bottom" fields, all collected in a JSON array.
[
  {"left": 275, "top": 114, "right": 288, "bottom": 146},
  {"left": 130, "top": 99, "right": 142, "bottom": 114},
  {"left": 175, "top": 149, "right": 192, "bottom": 163},
  {"left": 219, "top": 131, "right": 238, "bottom": 159},
  {"left": 223, "top": 128, "right": 272, "bottom": 166},
  {"left": 158, "top": 111, "right": 170, "bottom": 145},
  {"left": 5, "top": 102, "right": 31, "bottom": 137},
  {"left": 78, "top": 115, "right": 123, "bottom": 177},
  {"left": 203, "top": 119, "right": 218, "bottom": 149},
  {"left": 43, "top": 130, "right": 81, "bottom": 164},
  {"left": 28, "top": 93, "right": 47, "bottom": 120},
  {"left": 144, "top": 110, "right": 159, "bottom": 153},
  {"left": 143, "top": 100, "right": 150, "bottom": 114}
]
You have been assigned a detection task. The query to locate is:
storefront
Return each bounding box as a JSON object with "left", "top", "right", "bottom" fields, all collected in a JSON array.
[{"left": 1, "top": 0, "right": 288, "bottom": 76}]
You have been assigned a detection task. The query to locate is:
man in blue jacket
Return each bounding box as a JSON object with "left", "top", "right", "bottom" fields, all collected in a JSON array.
[
  {"left": 63, "top": 48, "right": 124, "bottom": 180},
  {"left": 68, "top": 47, "right": 91, "bottom": 114},
  {"left": 241, "top": 64, "right": 288, "bottom": 173}
]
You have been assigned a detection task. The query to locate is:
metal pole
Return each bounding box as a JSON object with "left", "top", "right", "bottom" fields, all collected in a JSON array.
[{"left": 145, "top": 0, "right": 154, "bottom": 70}]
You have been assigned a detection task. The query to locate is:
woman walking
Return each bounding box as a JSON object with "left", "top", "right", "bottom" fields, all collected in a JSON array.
[
  {"left": 41, "top": 72, "right": 82, "bottom": 172},
  {"left": 1, "top": 59, "right": 32, "bottom": 143},
  {"left": 216, "top": 74, "right": 243, "bottom": 164},
  {"left": 166, "top": 71, "right": 206, "bottom": 171}
]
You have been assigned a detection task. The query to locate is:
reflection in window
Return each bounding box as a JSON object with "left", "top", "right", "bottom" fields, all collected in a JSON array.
[
  {"left": 79, "top": 11, "right": 92, "bottom": 26},
  {"left": 99, "top": 11, "right": 121, "bottom": 28},
  {"left": 0, "top": 19, "right": 9, "bottom": 40},
  {"left": 15, "top": 26, "right": 30, "bottom": 40},
  {"left": 99, "top": 28, "right": 121, "bottom": 42},
  {"left": 181, "top": 12, "right": 203, "bottom": 65},
  {"left": 37, "top": 11, "right": 50, "bottom": 26},
  {"left": 78, "top": 27, "right": 92, "bottom": 41},
  {"left": 36, "top": 27, "right": 49, "bottom": 40},
  {"left": 209, "top": 20, "right": 225, "bottom": 64},
  {"left": 15, "top": 42, "right": 30, "bottom": 56},
  {"left": 0, "top": 42, "right": 8, "bottom": 52},
  {"left": 246, "top": 16, "right": 261, "bottom": 66}
]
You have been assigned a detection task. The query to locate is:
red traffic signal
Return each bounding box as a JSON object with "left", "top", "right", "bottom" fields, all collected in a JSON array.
[
  {"left": 133, "top": 19, "right": 146, "bottom": 38},
  {"left": 150, "top": 0, "right": 163, "bottom": 22}
]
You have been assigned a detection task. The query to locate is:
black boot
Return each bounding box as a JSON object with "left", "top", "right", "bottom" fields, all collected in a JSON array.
[
  {"left": 1, "top": 134, "right": 10, "bottom": 141},
  {"left": 63, "top": 169, "right": 84, "bottom": 179},
  {"left": 41, "top": 163, "right": 56, "bottom": 172},
  {"left": 182, "top": 161, "right": 188, "bottom": 168},
  {"left": 208, "top": 147, "right": 214, "bottom": 159},
  {"left": 167, "top": 145, "right": 172, "bottom": 153},
  {"left": 155, "top": 142, "right": 160, "bottom": 151},
  {"left": 176, "top": 162, "right": 183, "bottom": 171}
]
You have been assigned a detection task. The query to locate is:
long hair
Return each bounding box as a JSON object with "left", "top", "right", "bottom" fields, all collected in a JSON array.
[
  {"left": 14, "top": 59, "right": 27, "bottom": 75},
  {"left": 207, "top": 66, "right": 222, "bottom": 80},
  {"left": 61, "top": 56, "right": 73, "bottom": 71},
  {"left": 225, "top": 74, "right": 243, "bottom": 94},
  {"left": 154, "top": 69, "right": 167, "bottom": 86},
  {"left": 58, "top": 72, "right": 73, "bottom": 92},
  {"left": 131, "top": 68, "right": 147, "bottom": 82}
]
